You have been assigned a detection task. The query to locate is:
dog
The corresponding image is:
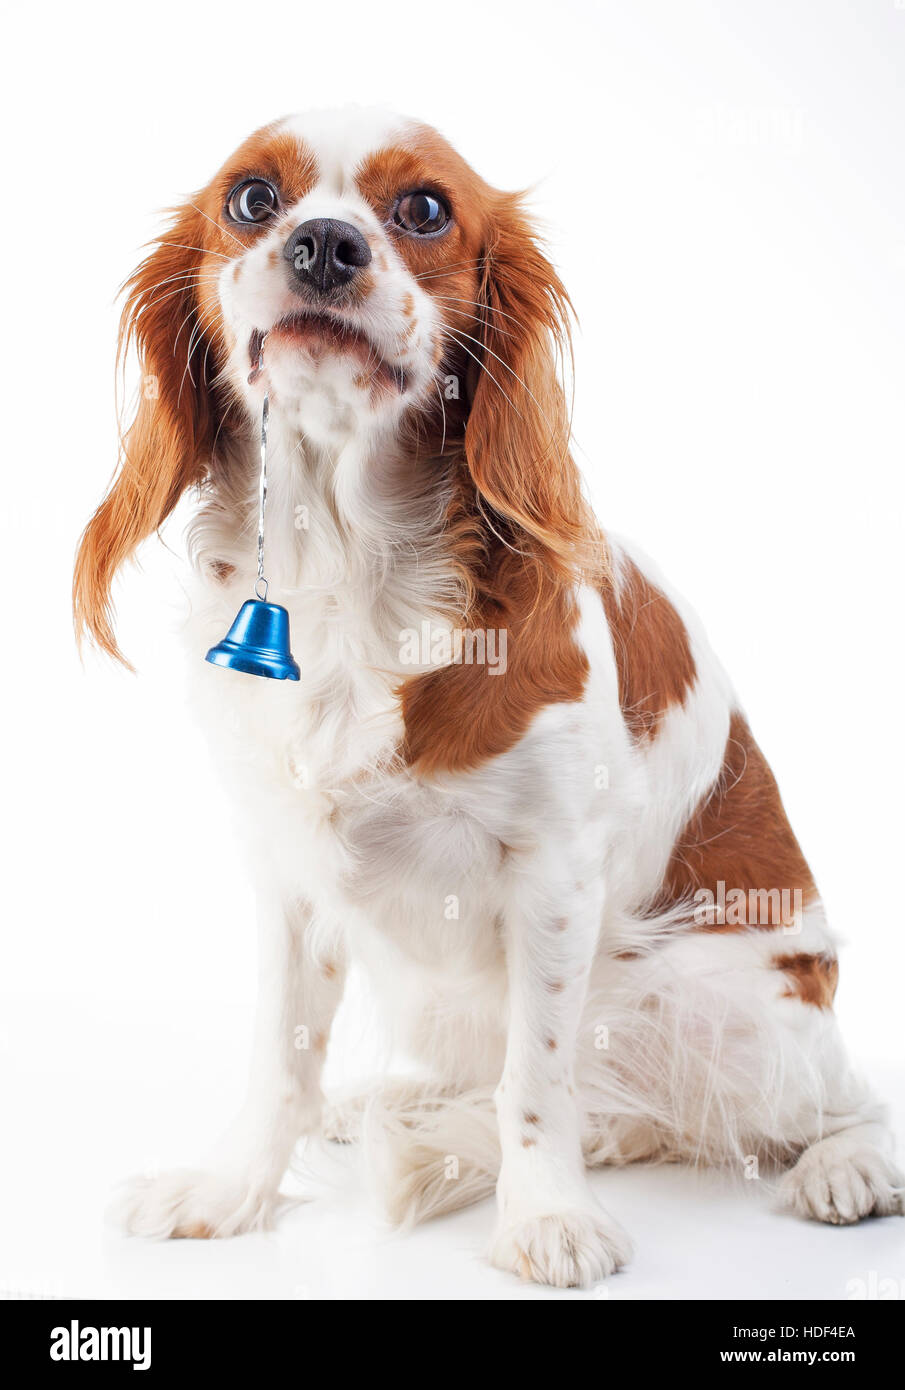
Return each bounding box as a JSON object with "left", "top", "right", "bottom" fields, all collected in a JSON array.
[{"left": 73, "top": 107, "right": 903, "bottom": 1287}]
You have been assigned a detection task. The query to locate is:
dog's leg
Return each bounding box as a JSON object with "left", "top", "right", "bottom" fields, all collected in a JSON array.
[
  {"left": 488, "top": 862, "right": 631, "bottom": 1287},
  {"left": 117, "top": 889, "right": 345, "bottom": 1238}
]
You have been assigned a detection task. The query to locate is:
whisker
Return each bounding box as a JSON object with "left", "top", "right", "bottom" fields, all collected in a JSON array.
[
  {"left": 210, "top": 399, "right": 238, "bottom": 462},
  {"left": 413, "top": 260, "right": 485, "bottom": 281},
  {"left": 145, "top": 281, "right": 206, "bottom": 310},
  {"left": 202, "top": 316, "right": 228, "bottom": 387},
  {"left": 429, "top": 294, "right": 522, "bottom": 331},
  {"left": 435, "top": 303, "right": 514, "bottom": 341},
  {"left": 433, "top": 375, "right": 448, "bottom": 457},
  {"left": 172, "top": 300, "right": 200, "bottom": 356},
  {"left": 186, "top": 201, "right": 246, "bottom": 252},
  {"left": 208, "top": 353, "right": 240, "bottom": 391},
  {"left": 141, "top": 270, "right": 204, "bottom": 300},
  {"left": 156, "top": 241, "right": 235, "bottom": 263},
  {"left": 438, "top": 328, "right": 521, "bottom": 417},
  {"left": 177, "top": 316, "right": 204, "bottom": 398},
  {"left": 444, "top": 325, "right": 562, "bottom": 463},
  {"left": 177, "top": 301, "right": 220, "bottom": 405},
  {"left": 176, "top": 295, "right": 218, "bottom": 374}
]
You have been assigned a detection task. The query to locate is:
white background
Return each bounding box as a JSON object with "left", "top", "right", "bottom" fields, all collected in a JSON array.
[{"left": 2, "top": 0, "right": 903, "bottom": 1300}]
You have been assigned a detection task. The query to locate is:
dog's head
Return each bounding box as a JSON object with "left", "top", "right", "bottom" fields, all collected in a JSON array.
[{"left": 74, "top": 109, "right": 595, "bottom": 662}]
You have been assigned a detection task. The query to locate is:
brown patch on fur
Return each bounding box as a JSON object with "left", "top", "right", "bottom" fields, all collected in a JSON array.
[
  {"left": 524, "top": 1111, "right": 541, "bottom": 1126},
  {"left": 209, "top": 559, "right": 235, "bottom": 583},
  {"left": 653, "top": 712, "right": 818, "bottom": 928},
  {"left": 774, "top": 952, "right": 838, "bottom": 1008},
  {"left": 545, "top": 1036, "right": 557, "bottom": 1051},
  {"left": 401, "top": 562, "right": 589, "bottom": 775},
  {"left": 179, "top": 1222, "right": 213, "bottom": 1239},
  {"left": 600, "top": 556, "right": 696, "bottom": 741},
  {"left": 321, "top": 960, "right": 338, "bottom": 979},
  {"left": 521, "top": 1135, "right": 537, "bottom": 1148}
]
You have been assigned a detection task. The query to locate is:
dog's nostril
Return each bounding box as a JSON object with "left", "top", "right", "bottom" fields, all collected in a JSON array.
[
  {"left": 335, "top": 237, "right": 369, "bottom": 269},
  {"left": 294, "top": 235, "right": 316, "bottom": 271}
]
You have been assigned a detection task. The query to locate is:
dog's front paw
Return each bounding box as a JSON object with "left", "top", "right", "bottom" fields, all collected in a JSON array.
[
  {"left": 113, "top": 1168, "right": 281, "bottom": 1239},
  {"left": 490, "top": 1207, "right": 632, "bottom": 1288},
  {"left": 777, "top": 1132, "right": 905, "bottom": 1226}
]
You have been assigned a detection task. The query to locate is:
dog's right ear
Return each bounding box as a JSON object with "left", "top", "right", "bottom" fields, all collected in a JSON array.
[{"left": 73, "top": 202, "right": 226, "bottom": 665}]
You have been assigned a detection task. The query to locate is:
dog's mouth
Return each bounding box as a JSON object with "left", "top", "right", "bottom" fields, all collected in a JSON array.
[{"left": 248, "top": 314, "right": 407, "bottom": 394}]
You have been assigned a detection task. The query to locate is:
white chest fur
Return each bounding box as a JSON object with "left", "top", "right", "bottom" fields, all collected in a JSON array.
[{"left": 186, "top": 576, "right": 512, "bottom": 987}]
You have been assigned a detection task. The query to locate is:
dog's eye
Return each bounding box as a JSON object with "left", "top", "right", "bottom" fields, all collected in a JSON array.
[
  {"left": 227, "top": 179, "right": 279, "bottom": 224},
  {"left": 394, "top": 191, "right": 449, "bottom": 235}
]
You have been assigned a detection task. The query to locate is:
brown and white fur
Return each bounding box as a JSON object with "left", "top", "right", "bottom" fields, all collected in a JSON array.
[{"left": 73, "top": 107, "right": 903, "bottom": 1288}]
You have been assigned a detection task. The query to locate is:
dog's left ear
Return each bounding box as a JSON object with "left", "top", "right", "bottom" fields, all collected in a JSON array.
[
  {"left": 73, "top": 203, "right": 225, "bottom": 665},
  {"left": 464, "top": 195, "right": 594, "bottom": 585}
]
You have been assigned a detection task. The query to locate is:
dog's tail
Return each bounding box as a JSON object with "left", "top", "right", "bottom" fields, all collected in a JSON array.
[{"left": 361, "top": 1083, "right": 500, "bottom": 1226}]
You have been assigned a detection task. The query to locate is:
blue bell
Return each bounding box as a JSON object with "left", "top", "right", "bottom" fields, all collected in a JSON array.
[{"left": 205, "top": 598, "right": 300, "bottom": 681}]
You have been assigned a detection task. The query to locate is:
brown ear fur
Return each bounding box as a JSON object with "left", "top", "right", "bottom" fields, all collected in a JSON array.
[
  {"left": 464, "top": 196, "right": 600, "bottom": 590},
  {"left": 400, "top": 198, "right": 605, "bottom": 775},
  {"left": 73, "top": 205, "right": 224, "bottom": 664}
]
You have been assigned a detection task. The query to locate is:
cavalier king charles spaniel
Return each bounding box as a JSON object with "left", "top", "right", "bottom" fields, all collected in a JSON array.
[{"left": 73, "top": 108, "right": 902, "bottom": 1287}]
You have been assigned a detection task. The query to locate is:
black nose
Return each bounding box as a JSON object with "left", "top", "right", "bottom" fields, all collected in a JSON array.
[{"left": 283, "top": 218, "right": 372, "bottom": 294}]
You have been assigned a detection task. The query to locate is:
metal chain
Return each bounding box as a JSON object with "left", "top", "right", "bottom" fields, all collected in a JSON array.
[{"left": 255, "top": 344, "right": 269, "bottom": 602}]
